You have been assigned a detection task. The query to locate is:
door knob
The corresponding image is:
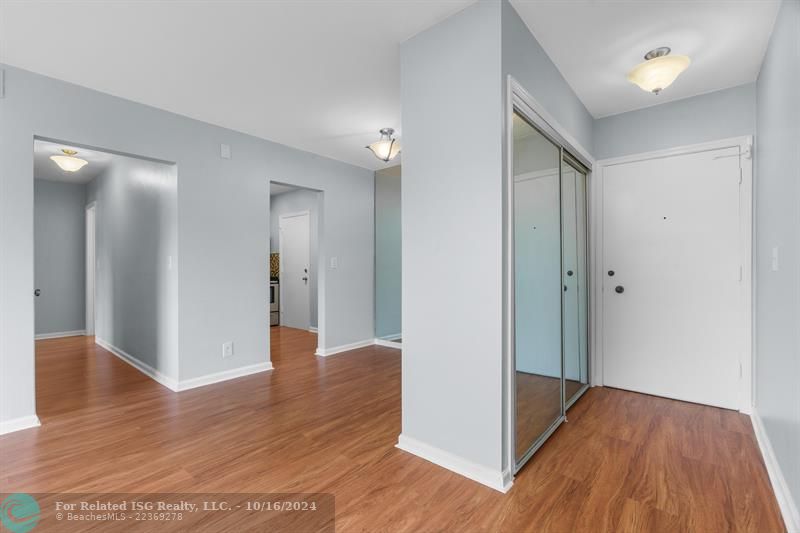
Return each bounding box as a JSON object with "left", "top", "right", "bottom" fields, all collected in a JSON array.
[
  {"left": 567, "top": 270, "right": 574, "bottom": 277},
  {"left": 608, "top": 270, "right": 615, "bottom": 277},
  {"left": 615, "top": 285, "right": 624, "bottom": 294},
  {"left": 34, "top": 289, "right": 41, "bottom": 297},
  {"left": 302, "top": 276, "right": 308, "bottom": 282}
]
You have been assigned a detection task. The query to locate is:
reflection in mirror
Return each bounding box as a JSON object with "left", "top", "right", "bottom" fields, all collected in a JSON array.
[
  {"left": 375, "top": 165, "right": 402, "bottom": 346},
  {"left": 562, "top": 161, "right": 589, "bottom": 405},
  {"left": 513, "top": 113, "right": 563, "bottom": 463}
]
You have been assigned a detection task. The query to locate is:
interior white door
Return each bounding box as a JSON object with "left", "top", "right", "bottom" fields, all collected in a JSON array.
[
  {"left": 602, "top": 146, "right": 743, "bottom": 410},
  {"left": 280, "top": 212, "right": 311, "bottom": 329}
]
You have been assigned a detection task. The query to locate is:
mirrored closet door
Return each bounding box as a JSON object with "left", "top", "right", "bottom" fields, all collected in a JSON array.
[
  {"left": 561, "top": 157, "right": 589, "bottom": 408},
  {"left": 512, "top": 110, "right": 590, "bottom": 470}
]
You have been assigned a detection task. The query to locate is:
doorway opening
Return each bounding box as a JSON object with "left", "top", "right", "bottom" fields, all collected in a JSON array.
[
  {"left": 33, "top": 137, "right": 178, "bottom": 418},
  {"left": 269, "top": 182, "right": 323, "bottom": 354}
]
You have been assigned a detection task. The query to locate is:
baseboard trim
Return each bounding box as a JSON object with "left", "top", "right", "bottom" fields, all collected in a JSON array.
[
  {"left": 751, "top": 408, "right": 800, "bottom": 532},
  {"left": 374, "top": 338, "right": 401, "bottom": 349},
  {"left": 35, "top": 330, "right": 86, "bottom": 340},
  {"left": 308, "top": 326, "right": 318, "bottom": 333},
  {"left": 315, "top": 338, "right": 374, "bottom": 357},
  {"left": 0, "top": 415, "right": 41, "bottom": 436},
  {"left": 177, "top": 362, "right": 274, "bottom": 391},
  {"left": 95, "top": 337, "right": 179, "bottom": 392},
  {"left": 396, "top": 434, "right": 513, "bottom": 493}
]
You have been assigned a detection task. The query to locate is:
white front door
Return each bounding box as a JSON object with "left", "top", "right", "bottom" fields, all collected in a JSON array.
[
  {"left": 279, "top": 212, "right": 311, "bottom": 330},
  {"left": 602, "top": 146, "right": 744, "bottom": 410}
]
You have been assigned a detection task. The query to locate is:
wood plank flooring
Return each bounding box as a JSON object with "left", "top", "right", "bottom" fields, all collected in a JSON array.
[
  {"left": 515, "top": 372, "right": 586, "bottom": 458},
  {"left": 0, "top": 327, "right": 785, "bottom": 532}
]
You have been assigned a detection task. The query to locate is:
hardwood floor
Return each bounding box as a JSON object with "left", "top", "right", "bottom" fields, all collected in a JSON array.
[
  {"left": 0, "top": 327, "right": 785, "bottom": 532},
  {"left": 515, "top": 372, "right": 586, "bottom": 458}
]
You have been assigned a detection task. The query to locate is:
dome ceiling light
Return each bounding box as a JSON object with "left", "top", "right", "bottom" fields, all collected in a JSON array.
[
  {"left": 366, "top": 128, "right": 401, "bottom": 162},
  {"left": 627, "top": 47, "right": 691, "bottom": 95},
  {"left": 50, "top": 148, "right": 89, "bottom": 172}
]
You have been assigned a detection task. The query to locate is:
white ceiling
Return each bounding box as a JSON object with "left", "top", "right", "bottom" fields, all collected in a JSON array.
[
  {"left": 34, "top": 140, "right": 113, "bottom": 184},
  {"left": 1, "top": 0, "right": 473, "bottom": 171},
  {"left": 2, "top": 0, "right": 782, "bottom": 170},
  {"left": 510, "top": 0, "right": 781, "bottom": 118}
]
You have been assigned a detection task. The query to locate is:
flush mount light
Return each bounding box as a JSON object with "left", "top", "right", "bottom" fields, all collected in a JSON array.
[
  {"left": 366, "top": 128, "right": 401, "bottom": 162},
  {"left": 50, "top": 148, "right": 89, "bottom": 172},
  {"left": 627, "top": 47, "right": 690, "bottom": 95}
]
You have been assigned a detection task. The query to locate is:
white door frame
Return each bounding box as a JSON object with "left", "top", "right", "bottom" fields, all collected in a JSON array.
[
  {"left": 278, "top": 210, "right": 311, "bottom": 329},
  {"left": 85, "top": 201, "right": 97, "bottom": 336},
  {"left": 592, "top": 136, "right": 754, "bottom": 413}
]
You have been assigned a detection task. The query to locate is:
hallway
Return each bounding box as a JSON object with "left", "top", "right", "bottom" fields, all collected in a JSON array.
[{"left": 0, "top": 329, "right": 785, "bottom": 532}]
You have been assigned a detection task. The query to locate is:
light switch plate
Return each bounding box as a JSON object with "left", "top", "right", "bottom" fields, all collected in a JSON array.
[
  {"left": 220, "top": 143, "right": 231, "bottom": 159},
  {"left": 222, "top": 341, "right": 234, "bottom": 358},
  {"left": 330, "top": 257, "right": 338, "bottom": 269}
]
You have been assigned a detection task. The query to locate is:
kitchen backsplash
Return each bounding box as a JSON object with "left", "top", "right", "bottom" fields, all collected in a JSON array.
[{"left": 270, "top": 253, "right": 280, "bottom": 278}]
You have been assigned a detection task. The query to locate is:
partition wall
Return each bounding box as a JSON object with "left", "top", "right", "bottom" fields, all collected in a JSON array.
[{"left": 509, "top": 88, "right": 591, "bottom": 471}]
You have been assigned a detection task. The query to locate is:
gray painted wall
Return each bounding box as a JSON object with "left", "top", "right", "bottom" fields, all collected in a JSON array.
[
  {"left": 34, "top": 180, "right": 86, "bottom": 336},
  {"left": 375, "top": 165, "right": 401, "bottom": 339},
  {"left": 754, "top": 0, "right": 800, "bottom": 515},
  {"left": 86, "top": 156, "right": 179, "bottom": 380},
  {"left": 593, "top": 83, "right": 756, "bottom": 160},
  {"left": 401, "top": 0, "right": 599, "bottom": 478},
  {"left": 0, "top": 64, "right": 374, "bottom": 425},
  {"left": 401, "top": 0, "right": 505, "bottom": 472},
  {"left": 501, "top": 0, "right": 595, "bottom": 155},
  {"left": 270, "top": 188, "right": 320, "bottom": 329}
]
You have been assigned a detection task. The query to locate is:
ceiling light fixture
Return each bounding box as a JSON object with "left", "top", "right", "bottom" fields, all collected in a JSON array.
[
  {"left": 366, "top": 128, "right": 401, "bottom": 162},
  {"left": 50, "top": 149, "right": 89, "bottom": 172},
  {"left": 627, "top": 47, "right": 690, "bottom": 95}
]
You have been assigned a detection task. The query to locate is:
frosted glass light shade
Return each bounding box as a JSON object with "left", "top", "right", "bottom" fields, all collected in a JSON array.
[
  {"left": 627, "top": 54, "right": 690, "bottom": 94},
  {"left": 50, "top": 154, "right": 89, "bottom": 172},
  {"left": 366, "top": 128, "right": 401, "bottom": 162}
]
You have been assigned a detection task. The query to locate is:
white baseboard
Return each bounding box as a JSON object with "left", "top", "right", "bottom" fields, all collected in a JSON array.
[
  {"left": 374, "top": 338, "right": 401, "bottom": 349},
  {"left": 95, "top": 337, "right": 179, "bottom": 391},
  {"left": 0, "top": 415, "right": 41, "bottom": 436},
  {"left": 396, "top": 434, "right": 513, "bottom": 493},
  {"left": 308, "top": 326, "right": 318, "bottom": 333},
  {"left": 751, "top": 409, "right": 800, "bottom": 532},
  {"left": 315, "top": 338, "right": 374, "bottom": 357},
  {"left": 177, "top": 361, "right": 273, "bottom": 391},
  {"left": 35, "top": 330, "right": 86, "bottom": 340}
]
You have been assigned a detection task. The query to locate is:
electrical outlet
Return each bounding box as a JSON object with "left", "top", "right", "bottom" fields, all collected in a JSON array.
[
  {"left": 222, "top": 341, "right": 234, "bottom": 358},
  {"left": 330, "top": 257, "right": 338, "bottom": 269}
]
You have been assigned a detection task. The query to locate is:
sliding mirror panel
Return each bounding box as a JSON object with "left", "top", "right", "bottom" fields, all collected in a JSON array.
[
  {"left": 513, "top": 112, "right": 564, "bottom": 466},
  {"left": 562, "top": 158, "right": 589, "bottom": 406},
  {"left": 375, "top": 165, "right": 402, "bottom": 345}
]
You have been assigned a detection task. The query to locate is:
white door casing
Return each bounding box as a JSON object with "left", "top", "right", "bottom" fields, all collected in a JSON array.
[
  {"left": 279, "top": 211, "right": 311, "bottom": 330},
  {"left": 85, "top": 202, "right": 96, "bottom": 336},
  {"left": 598, "top": 139, "right": 753, "bottom": 411}
]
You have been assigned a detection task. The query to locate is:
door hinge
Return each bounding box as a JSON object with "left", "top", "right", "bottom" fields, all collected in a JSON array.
[
  {"left": 738, "top": 167, "right": 743, "bottom": 185},
  {"left": 739, "top": 362, "right": 743, "bottom": 378},
  {"left": 738, "top": 265, "right": 743, "bottom": 282}
]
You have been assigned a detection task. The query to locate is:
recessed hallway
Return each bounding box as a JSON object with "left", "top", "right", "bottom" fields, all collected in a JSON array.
[{"left": 0, "top": 328, "right": 784, "bottom": 532}]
